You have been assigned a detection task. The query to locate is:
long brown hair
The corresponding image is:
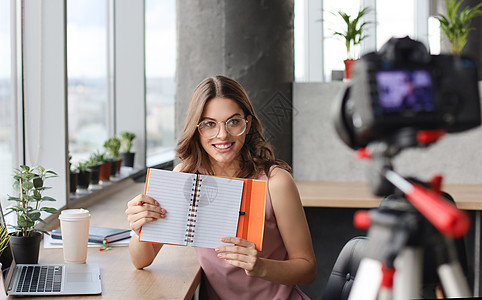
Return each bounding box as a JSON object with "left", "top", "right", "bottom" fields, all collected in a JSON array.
[{"left": 176, "top": 75, "right": 290, "bottom": 178}]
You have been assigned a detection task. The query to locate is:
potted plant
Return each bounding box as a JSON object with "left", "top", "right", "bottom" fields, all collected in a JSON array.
[
  {"left": 87, "top": 152, "right": 103, "bottom": 186},
  {"left": 331, "top": 7, "right": 371, "bottom": 78},
  {"left": 120, "top": 131, "right": 136, "bottom": 168},
  {"left": 75, "top": 160, "right": 92, "bottom": 191},
  {"left": 435, "top": 0, "right": 482, "bottom": 55},
  {"left": 104, "top": 137, "right": 122, "bottom": 176},
  {"left": 91, "top": 151, "right": 111, "bottom": 183},
  {"left": 6, "top": 165, "right": 59, "bottom": 264},
  {"left": 69, "top": 154, "right": 79, "bottom": 194}
]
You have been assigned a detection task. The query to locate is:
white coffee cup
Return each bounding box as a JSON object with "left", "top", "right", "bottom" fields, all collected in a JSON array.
[{"left": 58, "top": 209, "right": 91, "bottom": 264}]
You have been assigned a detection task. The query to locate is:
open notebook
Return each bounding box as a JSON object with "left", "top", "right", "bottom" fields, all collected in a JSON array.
[{"left": 139, "top": 168, "right": 267, "bottom": 249}]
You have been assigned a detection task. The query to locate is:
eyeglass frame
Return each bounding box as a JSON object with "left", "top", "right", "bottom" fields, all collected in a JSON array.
[{"left": 196, "top": 117, "right": 249, "bottom": 139}]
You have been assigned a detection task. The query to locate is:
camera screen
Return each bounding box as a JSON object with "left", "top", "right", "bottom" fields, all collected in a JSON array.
[{"left": 376, "top": 70, "right": 434, "bottom": 114}]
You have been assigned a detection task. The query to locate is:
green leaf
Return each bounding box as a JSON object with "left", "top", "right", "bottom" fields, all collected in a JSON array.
[
  {"left": 28, "top": 211, "right": 41, "bottom": 222},
  {"left": 22, "top": 180, "right": 34, "bottom": 191},
  {"left": 41, "top": 196, "right": 56, "bottom": 202},
  {"left": 41, "top": 207, "right": 59, "bottom": 214},
  {"left": 17, "top": 217, "right": 29, "bottom": 228},
  {"left": 23, "top": 194, "right": 34, "bottom": 202},
  {"left": 6, "top": 207, "right": 23, "bottom": 213},
  {"left": 33, "top": 190, "right": 42, "bottom": 201},
  {"left": 25, "top": 173, "right": 36, "bottom": 181},
  {"left": 12, "top": 181, "right": 20, "bottom": 193}
]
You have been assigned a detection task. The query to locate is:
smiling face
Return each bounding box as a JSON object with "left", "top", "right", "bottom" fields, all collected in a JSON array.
[{"left": 199, "top": 97, "right": 252, "bottom": 174}]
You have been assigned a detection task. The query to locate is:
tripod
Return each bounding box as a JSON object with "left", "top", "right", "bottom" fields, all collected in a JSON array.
[{"left": 347, "top": 129, "right": 472, "bottom": 300}]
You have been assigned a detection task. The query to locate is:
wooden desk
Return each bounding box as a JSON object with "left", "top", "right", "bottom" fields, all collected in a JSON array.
[
  {"left": 296, "top": 181, "right": 381, "bottom": 208},
  {"left": 296, "top": 181, "right": 482, "bottom": 210},
  {"left": 4, "top": 179, "right": 201, "bottom": 299}
]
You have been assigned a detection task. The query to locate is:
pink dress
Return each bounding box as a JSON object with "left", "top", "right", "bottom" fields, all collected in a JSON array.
[{"left": 194, "top": 167, "right": 310, "bottom": 300}]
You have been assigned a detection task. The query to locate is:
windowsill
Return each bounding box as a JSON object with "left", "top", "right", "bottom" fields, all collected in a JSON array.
[
  {"left": 70, "top": 148, "right": 176, "bottom": 202},
  {"left": 69, "top": 166, "right": 144, "bottom": 201}
]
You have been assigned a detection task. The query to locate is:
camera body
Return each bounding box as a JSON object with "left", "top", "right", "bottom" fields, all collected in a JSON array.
[{"left": 334, "top": 37, "right": 481, "bottom": 150}]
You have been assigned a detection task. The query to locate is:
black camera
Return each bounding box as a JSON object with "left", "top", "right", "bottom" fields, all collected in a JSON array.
[{"left": 333, "top": 37, "right": 481, "bottom": 150}]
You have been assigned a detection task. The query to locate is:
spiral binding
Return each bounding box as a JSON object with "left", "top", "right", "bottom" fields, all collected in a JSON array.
[{"left": 184, "top": 176, "right": 202, "bottom": 243}]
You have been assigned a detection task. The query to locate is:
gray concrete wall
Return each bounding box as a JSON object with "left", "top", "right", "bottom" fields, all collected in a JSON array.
[
  {"left": 176, "top": 0, "right": 294, "bottom": 164},
  {"left": 293, "top": 82, "right": 482, "bottom": 184}
]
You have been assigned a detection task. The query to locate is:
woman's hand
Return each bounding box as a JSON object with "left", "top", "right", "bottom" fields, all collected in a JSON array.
[
  {"left": 215, "top": 237, "right": 264, "bottom": 277},
  {"left": 125, "top": 194, "right": 166, "bottom": 236}
]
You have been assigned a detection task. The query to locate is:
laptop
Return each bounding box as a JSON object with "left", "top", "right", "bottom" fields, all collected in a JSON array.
[{"left": 0, "top": 205, "right": 102, "bottom": 296}]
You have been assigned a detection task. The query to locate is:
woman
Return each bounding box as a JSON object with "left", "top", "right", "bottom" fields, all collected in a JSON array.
[{"left": 126, "top": 76, "right": 316, "bottom": 299}]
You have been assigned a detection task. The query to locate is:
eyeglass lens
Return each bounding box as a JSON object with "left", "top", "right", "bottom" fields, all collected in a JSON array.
[{"left": 198, "top": 118, "right": 246, "bottom": 138}]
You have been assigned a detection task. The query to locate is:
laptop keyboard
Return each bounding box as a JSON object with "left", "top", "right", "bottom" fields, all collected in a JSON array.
[{"left": 16, "top": 265, "right": 63, "bottom": 293}]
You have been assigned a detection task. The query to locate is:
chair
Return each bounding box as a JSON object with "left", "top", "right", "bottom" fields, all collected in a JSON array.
[{"left": 321, "top": 236, "right": 368, "bottom": 300}]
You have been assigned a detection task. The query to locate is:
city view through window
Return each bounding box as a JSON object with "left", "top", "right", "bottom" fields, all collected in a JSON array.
[
  {"left": 67, "top": 0, "right": 176, "bottom": 166},
  {"left": 145, "top": 0, "right": 176, "bottom": 164},
  {"left": 67, "top": 0, "right": 109, "bottom": 164}
]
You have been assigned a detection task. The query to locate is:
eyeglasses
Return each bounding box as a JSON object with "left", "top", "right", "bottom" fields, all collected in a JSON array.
[{"left": 197, "top": 117, "right": 248, "bottom": 139}]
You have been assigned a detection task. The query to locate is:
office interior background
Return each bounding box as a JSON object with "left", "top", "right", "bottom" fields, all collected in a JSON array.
[{"left": 1, "top": 0, "right": 482, "bottom": 298}]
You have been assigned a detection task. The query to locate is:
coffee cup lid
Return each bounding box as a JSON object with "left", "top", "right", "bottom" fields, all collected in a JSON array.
[{"left": 59, "top": 208, "right": 90, "bottom": 220}]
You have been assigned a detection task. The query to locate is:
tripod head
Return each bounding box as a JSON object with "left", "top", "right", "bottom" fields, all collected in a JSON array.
[{"left": 355, "top": 127, "right": 445, "bottom": 197}]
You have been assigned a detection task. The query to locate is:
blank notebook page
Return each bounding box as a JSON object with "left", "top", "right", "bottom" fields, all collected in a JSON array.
[
  {"left": 191, "top": 175, "right": 244, "bottom": 248},
  {"left": 140, "top": 169, "right": 197, "bottom": 245}
]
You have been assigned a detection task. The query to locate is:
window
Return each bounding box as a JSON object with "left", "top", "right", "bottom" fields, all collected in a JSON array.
[
  {"left": 428, "top": 16, "right": 441, "bottom": 55},
  {"left": 0, "top": 0, "right": 15, "bottom": 209},
  {"left": 296, "top": 0, "right": 428, "bottom": 82},
  {"left": 376, "top": 0, "right": 415, "bottom": 50},
  {"left": 145, "top": 0, "right": 176, "bottom": 166},
  {"left": 294, "top": 0, "right": 305, "bottom": 82},
  {"left": 67, "top": 0, "right": 109, "bottom": 164},
  {"left": 322, "top": 0, "right": 362, "bottom": 81}
]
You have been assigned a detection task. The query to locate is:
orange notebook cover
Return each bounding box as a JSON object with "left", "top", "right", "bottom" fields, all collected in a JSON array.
[
  {"left": 141, "top": 169, "right": 266, "bottom": 250},
  {"left": 235, "top": 178, "right": 266, "bottom": 250}
]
